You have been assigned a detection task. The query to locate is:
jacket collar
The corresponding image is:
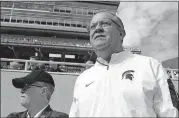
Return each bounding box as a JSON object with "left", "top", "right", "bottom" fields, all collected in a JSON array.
[
  {"left": 95, "top": 50, "right": 133, "bottom": 66},
  {"left": 39, "top": 105, "right": 52, "bottom": 118},
  {"left": 20, "top": 105, "right": 52, "bottom": 118},
  {"left": 19, "top": 110, "right": 28, "bottom": 118}
]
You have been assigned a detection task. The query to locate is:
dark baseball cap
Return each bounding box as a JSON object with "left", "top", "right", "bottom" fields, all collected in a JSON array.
[{"left": 12, "top": 70, "right": 55, "bottom": 89}]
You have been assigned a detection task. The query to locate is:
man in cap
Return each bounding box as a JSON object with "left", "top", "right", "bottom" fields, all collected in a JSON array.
[
  {"left": 27, "top": 56, "right": 39, "bottom": 70},
  {"left": 49, "top": 58, "right": 58, "bottom": 72},
  {"left": 69, "top": 11, "right": 178, "bottom": 117},
  {"left": 10, "top": 61, "right": 21, "bottom": 70},
  {"left": 85, "top": 60, "right": 94, "bottom": 69},
  {"left": 7, "top": 70, "right": 68, "bottom": 118}
]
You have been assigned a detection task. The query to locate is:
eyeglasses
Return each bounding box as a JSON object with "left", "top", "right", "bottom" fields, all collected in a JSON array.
[
  {"left": 88, "top": 19, "right": 123, "bottom": 32},
  {"left": 89, "top": 19, "right": 112, "bottom": 31},
  {"left": 21, "top": 84, "right": 43, "bottom": 93}
]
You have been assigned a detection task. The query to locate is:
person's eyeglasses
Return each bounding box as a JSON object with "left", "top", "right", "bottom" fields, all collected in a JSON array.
[
  {"left": 88, "top": 19, "right": 124, "bottom": 32},
  {"left": 21, "top": 84, "right": 43, "bottom": 93},
  {"left": 89, "top": 19, "right": 112, "bottom": 31}
]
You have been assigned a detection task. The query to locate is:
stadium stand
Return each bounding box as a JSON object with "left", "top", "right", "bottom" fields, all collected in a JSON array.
[
  {"left": 1, "top": 58, "right": 87, "bottom": 74},
  {"left": 1, "top": 34, "right": 91, "bottom": 48},
  {"left": 1, "top": 1, "right": 107, "bottom": 16},
  {"left": 0, "top": 0, "right": 177, "bottom": 85},
  {"left": 1, "top": 2, "right": 178, "bottom": 117},
  {"left": 1, "top": 2, "right": 112, "bottom": 29}
]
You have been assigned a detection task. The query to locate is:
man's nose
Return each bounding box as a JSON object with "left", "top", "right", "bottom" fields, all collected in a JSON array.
[
  {"left": 21, "top": 89, "right": 25, "bottom": 94},
  {"left": 94, "top": 23, "right": 104, "bottom": 33}
]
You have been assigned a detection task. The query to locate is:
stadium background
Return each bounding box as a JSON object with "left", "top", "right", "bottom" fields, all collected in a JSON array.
[{"left": 1, "top": 1, "right": 178, "bottom": 117}]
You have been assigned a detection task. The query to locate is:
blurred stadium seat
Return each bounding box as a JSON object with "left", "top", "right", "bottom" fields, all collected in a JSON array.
[{"left": 1, "top": 34, "right": 91, "bottom": 48}]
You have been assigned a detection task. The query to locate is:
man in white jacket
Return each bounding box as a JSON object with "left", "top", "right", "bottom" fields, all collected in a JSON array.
[{"left": 69, "top": 11, "right": 178, "bottom": 117}]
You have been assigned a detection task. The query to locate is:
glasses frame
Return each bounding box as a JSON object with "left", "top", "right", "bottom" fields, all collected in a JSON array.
[
  {"left": 21, "top": 84, "right": 44, "bottom": 93},
  {"left": 87, "top": 19, "right": 124, "bottom": 32}
]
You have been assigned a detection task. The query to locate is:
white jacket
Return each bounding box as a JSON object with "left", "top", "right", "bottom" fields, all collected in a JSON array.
[{"left": 69, "top": 51, "right": 178, "bottom": 117}]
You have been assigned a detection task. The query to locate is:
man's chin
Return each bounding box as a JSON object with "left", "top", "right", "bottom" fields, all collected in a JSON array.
[
  {"left": 94, "top": 43, "right": 110, "bottom": 51},
  {"left": 21, "top": 102, "right": 28, "bottom": 108}
]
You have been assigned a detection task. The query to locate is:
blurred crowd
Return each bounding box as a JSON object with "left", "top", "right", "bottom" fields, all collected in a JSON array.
[
  {"left": 1, "top": 34, "right": 91, "bottom": 48},
  {"left": 1, "top": 57, "right": 177, "bottom": 77},
  {"left": 1, "top": 56, "right": 86, "bottom": 74},
  {"left": 167, "top": 69, "right": 178, "bottom": 80}
]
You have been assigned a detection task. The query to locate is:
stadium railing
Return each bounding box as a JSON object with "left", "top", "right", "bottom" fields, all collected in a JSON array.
[
  {"left": 1, "top": 58, "right": 94, "bottom": 76},
  {"left": 1, "top": 58, "right": 178, "bottom": 81}
]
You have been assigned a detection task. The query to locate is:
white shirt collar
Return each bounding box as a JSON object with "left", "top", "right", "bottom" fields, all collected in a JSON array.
[
  {"left": 27, "top": 104, "right": 49, "bottom": 118},
  {"left": 95, "top": 50, "right": 133, "bottom": 66}
]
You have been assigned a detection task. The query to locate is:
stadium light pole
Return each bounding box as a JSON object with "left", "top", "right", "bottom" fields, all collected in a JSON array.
[{"left": 10, "top": 2, "right": 15, "bottom": 22}]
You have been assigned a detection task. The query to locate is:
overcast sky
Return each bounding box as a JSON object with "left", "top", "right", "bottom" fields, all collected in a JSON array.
[{"left": 117, "top": 2, "right": 178, "bottom": 62}]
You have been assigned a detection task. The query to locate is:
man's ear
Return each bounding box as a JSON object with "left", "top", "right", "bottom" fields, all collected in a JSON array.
[
  {"left": 120, "top": 32, "right": 123, "bottom": 36},
  {"left": 120, "top": 30, "right": 126, "bottom": 39},
  {"left": 40, "top": 87, "right": 47, "bottom": 95},
  {"left": 119, "top": 32, "right": 124, "bottom": 43}
]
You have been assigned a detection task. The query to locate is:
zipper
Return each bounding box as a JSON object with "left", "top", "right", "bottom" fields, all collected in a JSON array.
[{"left": 107, "top": 65, "right": 109, "bottom": 70}]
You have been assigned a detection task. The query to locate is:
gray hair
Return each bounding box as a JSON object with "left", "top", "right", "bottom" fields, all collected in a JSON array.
[{"left": 34, "top": 81, "right": 55, "bottom": 101}]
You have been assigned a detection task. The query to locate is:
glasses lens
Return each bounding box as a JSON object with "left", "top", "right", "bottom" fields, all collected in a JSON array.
[
  {"left": 110, "top": 19, "right": 124, "bottom": 31},
  {"left": 101, "top": 20, "right": 111, "bottom": 27},
  {"left": 21, "top": 85, "right": 28, "bottom": 93},
  {"left": 90, "top": 24, "right": 96, "bottom": 31},
  {"left": 21, "top": 84, "right": 43, "bottom": 93},
  {"left": 30, "top": 85, "right": 43, "bottom": 88},
  {"left": 89, "top": 19, "right": 112, "bottom": 31}
]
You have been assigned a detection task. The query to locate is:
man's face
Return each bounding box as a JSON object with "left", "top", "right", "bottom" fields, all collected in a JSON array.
[
  {"left": 20, "top": 84, "right": 43, "bottom": 108},
  {"left": 30, "top": 58, "right": 37, "bottom": 69},
  {"left": 30, "top": 63, "right": 37, "bottom": 70},
  {"left": 89, "top": 12, "right": 123, "bottom": 53}
]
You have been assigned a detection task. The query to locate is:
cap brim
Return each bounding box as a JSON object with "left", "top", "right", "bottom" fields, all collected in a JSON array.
[{"left": 12, "top": 77, "right": 26, "bottom": 89}]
